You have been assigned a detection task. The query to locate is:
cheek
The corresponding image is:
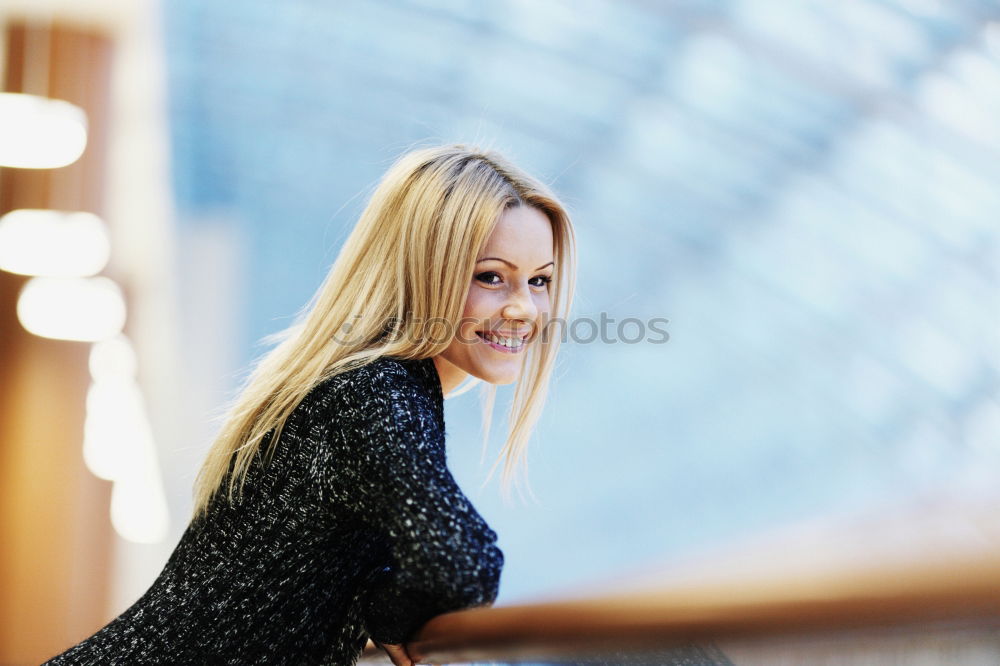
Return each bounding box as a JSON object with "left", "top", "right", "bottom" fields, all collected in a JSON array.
[
  {"left": 459, "top": 289, "right": 490, "bottom": 340},
  {"left": 461, "top": 285, "right": 498, "bottom": 318},
  {"left": 536, "top": 291, "right": 552, "bottom": 315},
  {"left": 457, "top": 319, "right": 478, "bottom": 342},
  {"left": 460, "top": 284, "right": 479, "bottom": 318}
]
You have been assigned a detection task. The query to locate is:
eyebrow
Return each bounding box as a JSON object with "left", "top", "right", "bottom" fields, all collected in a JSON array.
[{"left": 477, "top": 257, "right": 554, "bottom": 271}]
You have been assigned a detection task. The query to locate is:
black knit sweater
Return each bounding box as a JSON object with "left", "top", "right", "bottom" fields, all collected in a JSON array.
[{"left": 44, "top": 355, "right": 504, "bottom": 665}]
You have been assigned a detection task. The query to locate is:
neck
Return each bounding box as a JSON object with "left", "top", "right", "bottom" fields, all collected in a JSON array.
[{"left": 431, "top": 355, "right": 468, "bottom": 397}]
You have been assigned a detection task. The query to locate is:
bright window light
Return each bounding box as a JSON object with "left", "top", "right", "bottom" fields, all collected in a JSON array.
[
  {"left": 110, "top": 462, "right": 170, "bottom": 544},
  {"left": 85, "top": 335, "right": 170, "bottom": 543},
  {"left": 0, "top": 209, "right": 110, "bottom": 277},
  {"left": 17, "top": 276, "right": 126, "bottom": 342},
  {"left": 83, "top": 379, "right": 150, "bottom": 481},
  {"left": 0, "top": 93, "right": 88, "bottom": 169},
  {"left": 89, "top": 335, "right": 139, "bottom": 381}
]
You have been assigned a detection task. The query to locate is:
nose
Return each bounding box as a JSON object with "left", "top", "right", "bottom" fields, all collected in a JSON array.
[{"left": 501, "top": 282, "right": 538, "bottom": 323}]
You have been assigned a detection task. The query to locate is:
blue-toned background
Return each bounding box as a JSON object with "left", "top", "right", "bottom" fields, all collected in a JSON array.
[{"left": 162, "top": 0, "right": 1000, "bottom": 603}]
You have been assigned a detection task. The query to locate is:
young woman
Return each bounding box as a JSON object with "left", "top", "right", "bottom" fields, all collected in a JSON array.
[{"left": 45, "top": 145, "right": 577, "bottom": 666}]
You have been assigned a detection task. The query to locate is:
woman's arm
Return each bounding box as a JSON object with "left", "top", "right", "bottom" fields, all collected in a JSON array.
[{"left": 329, "top": 366, "right": 504, "bottom": 647}]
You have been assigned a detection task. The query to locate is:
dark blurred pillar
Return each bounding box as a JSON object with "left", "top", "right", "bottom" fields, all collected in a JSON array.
[{"left": 0, "top": 20, "right": 116, "bottom": 663}]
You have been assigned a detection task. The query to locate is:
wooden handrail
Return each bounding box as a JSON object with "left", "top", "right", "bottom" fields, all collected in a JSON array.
[{"left": 360, "top": 496, "right": 1000, "bottom": 663}]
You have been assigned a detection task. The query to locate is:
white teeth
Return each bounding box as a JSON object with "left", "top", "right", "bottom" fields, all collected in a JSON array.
[{"left": 484, "top": 332, "right": 523, "bottom": 348}]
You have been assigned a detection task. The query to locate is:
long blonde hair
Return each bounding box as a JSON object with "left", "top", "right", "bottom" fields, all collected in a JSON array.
[{"left": 191, "top": 144, "right": 577, "bottom": 520}]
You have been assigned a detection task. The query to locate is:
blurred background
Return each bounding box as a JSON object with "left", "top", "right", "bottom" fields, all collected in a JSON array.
[{"left": 1, "top": 0, "right": 998, "bottom": 662}]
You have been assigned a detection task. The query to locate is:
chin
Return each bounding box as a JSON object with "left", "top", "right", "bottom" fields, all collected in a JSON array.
[
  {"left": 474, "top": 362, "right": 522, "bottom": 386},
  {"left": 486, "top": 373, "right": 519, "bottom": 386}
]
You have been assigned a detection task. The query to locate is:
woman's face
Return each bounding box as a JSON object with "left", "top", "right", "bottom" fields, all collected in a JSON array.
[{"left": 433, "top": 205, "right": 554, "bottom": 393}]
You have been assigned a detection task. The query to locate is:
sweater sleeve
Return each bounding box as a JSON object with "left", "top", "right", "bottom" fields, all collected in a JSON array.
[{"left": 333, "top": 369, "right": 504, "bottom": 646}]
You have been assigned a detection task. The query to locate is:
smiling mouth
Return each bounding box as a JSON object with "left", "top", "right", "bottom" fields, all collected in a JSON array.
[{"left": 476, "top": 330, "right": 527, "bottom": 353}]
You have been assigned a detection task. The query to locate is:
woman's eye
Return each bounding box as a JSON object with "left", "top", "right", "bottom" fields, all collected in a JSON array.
[
  {"left": 475, "top": 271, "right": 502, "bottom": 285},
  {"left": 475, "top": 272, "right": 551, "bottom": 288}
]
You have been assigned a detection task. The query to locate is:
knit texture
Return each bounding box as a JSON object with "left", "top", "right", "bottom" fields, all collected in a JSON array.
[{"left": 44, "top": 355, "right": 504, "bottom": 665}]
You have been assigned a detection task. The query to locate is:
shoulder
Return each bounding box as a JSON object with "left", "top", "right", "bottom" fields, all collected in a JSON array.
[
  {"left": 307, "top": 356, "right": 446, "bottom": 482},
  {"left": 309, "top": 355, "right": 443, "bottom": 426}
]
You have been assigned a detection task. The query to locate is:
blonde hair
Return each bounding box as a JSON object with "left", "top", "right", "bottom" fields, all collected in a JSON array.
[{"left": 190, "top": 144, "right": 577, "bottom": 520}]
